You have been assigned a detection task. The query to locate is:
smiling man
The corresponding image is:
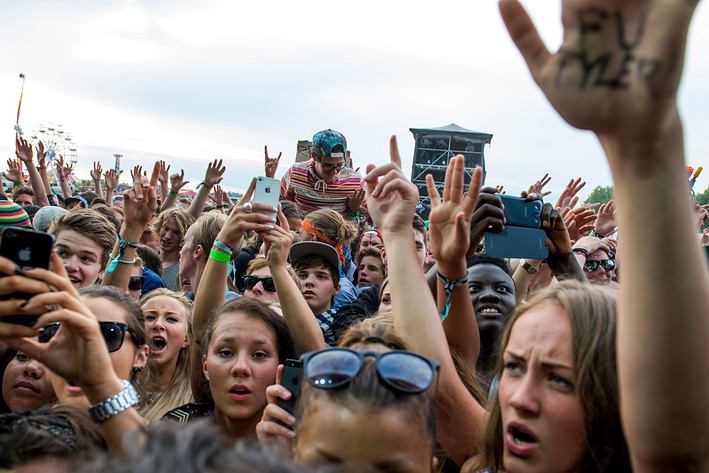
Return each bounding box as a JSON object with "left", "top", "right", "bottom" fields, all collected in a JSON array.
[
  {"left": 467, "top": 253, "right": 516, "bottom": 391},
  {"left": 48, "top": 209, "right": 118, "bottom": 288},
  {"left": 280, "top": 129, "right": 365, "bottom": 217}
]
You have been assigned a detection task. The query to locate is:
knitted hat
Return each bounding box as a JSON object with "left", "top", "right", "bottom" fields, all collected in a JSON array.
[
  {"left": 32, "top": 205, "right": 68, "bottom": 233},
  {"left": 0, "top": 201, "right": 32, "bottom": 228}
]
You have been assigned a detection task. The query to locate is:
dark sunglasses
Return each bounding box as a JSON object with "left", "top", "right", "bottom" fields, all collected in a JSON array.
[
  {"left": 39, "top": 321, "right": 129, "bottom": 353},
  {"left": 583, "top": 259, "right": 616, "bottom": 273},
  {"left": 243, "top": 275, "right": 276, "bottom": 292},
  {"left": 128, "top": 276, "right": 144, "bottom": 291},
  {"left": 301, "top": 348, "right": 439, "bottom": 394}
]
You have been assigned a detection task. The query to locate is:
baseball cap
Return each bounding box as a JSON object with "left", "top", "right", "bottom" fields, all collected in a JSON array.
[
  {"left": 312, "top": 129, "right": 347, "bottom": 158},
  {"left": 288, "top": 241, "right": 339, "bottom": 271},
  {"left": 64, "top": 195, "right": 88, "bottom": 209}
]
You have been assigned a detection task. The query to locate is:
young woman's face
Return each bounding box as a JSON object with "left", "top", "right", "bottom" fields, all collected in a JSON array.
[
  {"left": 497, "top": 302, "right": 586, "bottom": 473},
  {"left": 203, "top": 311, "right": 279, "bottom": 429},
  {"left": 142, "top": 295, "right": 189, "bottom": 370},
  {"left": 244, "top": 267, "right": 279, "bottom": 304},
  {"left": 296, "top": 401, "right": 435, "bottom": 473},
  {"left": 379, "top": 285, "right": 392, "bottom": 313},
  {"left": 2, "top": 352, "right": 56, "bottom": 412},
  {"left": 50, "top": 297, "right": 148, "bottom": 406}
]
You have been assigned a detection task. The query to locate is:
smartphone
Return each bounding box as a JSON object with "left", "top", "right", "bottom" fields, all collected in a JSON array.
[
  {"left": 252, "top": 176, "right": 280, "bottom": 223},
  {"left": 498, "top": 195, "right": 543, "bottom": 228},
  {"left": 485, "top": 226, "right": 549, "bottom": 259},
  {"left": 0, "top": 228, "right": 55, "bottom": 326},
  {"left": 275, "top": 359, "right": 302, "bottom": 430}
]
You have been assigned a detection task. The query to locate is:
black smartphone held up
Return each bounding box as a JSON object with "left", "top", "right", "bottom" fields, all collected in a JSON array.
[
  {"left": 485, "top": 226, "right": 549, "bottom": 260},
  {"left": 275, "top": 358, "right": 302, "bottom": 430},
  {"left": 498, "top": 195, "right": 543, "bottom": 228},
  {"left": 0, "top": 227, "right": 55, "bottom": 326}
]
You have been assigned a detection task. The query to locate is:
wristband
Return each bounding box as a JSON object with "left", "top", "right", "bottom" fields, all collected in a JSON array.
[
  {"left": 590, "top": 229, "right": 606, "bottom": 239},
  {"left": 572, "top": 248, "right": 589, "bottom": 259},
  {"left": 213, "top": 238, "right": 233, "bottom": 255},
  {"left": 14, "top": 180, "right": 25, "bottom": 186},
  {"left": 436, "top": 271, "right": 469, "bottom": 323},
  {"left": 209, "top": 249, "right": 231, "bottom": 263},
  {"left": 170, "top": 191, "right": 179, "bottom": 197},
  {"left": 88, "top": 379, "right": 139, "bottom": 423},
  {"left": 197, "top": 181, "right": 214, "bottom": 190}
]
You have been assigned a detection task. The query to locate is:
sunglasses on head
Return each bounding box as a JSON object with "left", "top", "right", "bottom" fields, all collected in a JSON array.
[
  {"left": 583, "top": 259, "right": 616, "bottom": 273},
  {"left": 243, "top": 275, "right": 276, "bottom": 292},
  {"left": 301, "top": 348, "right": 440, "bottom": 394},
  {"left": 39, "top": 321, "right": 129, "bottom": 353},
  {"left": 128, "top": 276, "right": 143, "bottom": 291}
]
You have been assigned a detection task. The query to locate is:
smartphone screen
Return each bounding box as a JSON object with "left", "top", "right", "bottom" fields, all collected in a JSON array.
[{"left": 275, "top": 359, "right": 301, "bottom": 429}]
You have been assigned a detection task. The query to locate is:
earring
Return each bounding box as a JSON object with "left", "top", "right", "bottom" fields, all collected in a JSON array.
[
  {"left": 205, "top": 373, "right": 210, "bottom": 380},
  {"left": 132, "top": 366, "right": 144, "bottom": 373}
]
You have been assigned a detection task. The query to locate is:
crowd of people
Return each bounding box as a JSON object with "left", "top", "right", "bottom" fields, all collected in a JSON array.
[{"left": 1, "top": 1, "right": 708, "bottom": 472}]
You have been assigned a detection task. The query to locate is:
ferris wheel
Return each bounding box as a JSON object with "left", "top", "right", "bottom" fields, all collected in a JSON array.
[{"left": 30, "top": 123, "right": 78, "bottom": 165}]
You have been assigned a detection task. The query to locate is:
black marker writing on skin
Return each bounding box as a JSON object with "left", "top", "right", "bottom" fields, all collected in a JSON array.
[{"left": 556, "top": 8, "right": 663, "bottom": 93}]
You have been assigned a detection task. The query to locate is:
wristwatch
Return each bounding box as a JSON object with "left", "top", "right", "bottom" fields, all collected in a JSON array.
[
  {"left": 88, "top": 379, "right": 139, "bottom": 423},
  {"left": 519, "top": 259, "right": 538, "bottom": 274}
]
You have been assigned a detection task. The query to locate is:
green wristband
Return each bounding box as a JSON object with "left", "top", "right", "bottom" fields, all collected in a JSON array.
[{"left": 209, "top": 249, "right": 231, "bottom": 263}]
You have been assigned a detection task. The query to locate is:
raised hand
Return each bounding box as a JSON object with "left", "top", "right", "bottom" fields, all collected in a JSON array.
[
  {"left": 158, "top": 160, "right": 170, "bottom": 184},
  {"left": 104, "top": 169, "right": 117, "bottom": 191},
  {"left": 346, "top": 188, "right": 366, "bottom": 213},
  {"left": 3, "top": 159, "right": 24, "bottom": 183},
  {"left": 15, "top": 135, "right": 33, "bottom": 164},
  {"left": 124, "top": 163, "right": 158, "bottom": 227},
  {"left": 426, "top": 156, "right": 481, "bottom": 276},
  {"left": 35, "top": 142, "right": 46, "bottom": 168},
  {"left": 468, "top": 188, "right": 506, "bottom": 258},
  {"left": 540, "top": 203, "right": 573, "bottom": 256},
  {"left": 264, "top": 146, "right": 281, "bottom": 179},
  {"left": 499, "top": 0, "right": 697, "bottom": 140},
  {"left": 55, "top": 155, "right": 74, "bottom": 180},
  {"left": 91, "top": 162, "right": 103, "bottom": 181},
  {"left": 555, "top": 177, "right": 585, "bottom": 210},
  {"left": 170, "top": 170, "right": 188, "bottom": 193},
  {"left": 527, "top": 172, "right": 552, "bottom": 198},
  {"left": 563, "top": 206, "right": 597, "bottom": 241},
  {"left": 211, "top": 185, "right": 224, "bottom": 207},
  {"left": 595, "top": 200, "right": 617, "bottom": 236},
  {"left": 364, "top": 136, "right": 419, "bottom": 236},
  {"left": 204, "top": 159, "right": 225, "bottom": 188},
  {"left": 216, "top": 179, "right": 275, "bottom": 248}
]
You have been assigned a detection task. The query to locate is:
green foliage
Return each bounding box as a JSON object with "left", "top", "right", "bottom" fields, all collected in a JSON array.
[
  {"left": 584, "top": 185, "right": 613, "bottom": 205},
  {"left": 695, "top": 186, "right": 709, "bottom": 207}
]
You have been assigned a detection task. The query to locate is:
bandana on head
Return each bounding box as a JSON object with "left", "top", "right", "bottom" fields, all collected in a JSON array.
[{"left": 302, "top": 217, "right": 345, "bottom": 271}]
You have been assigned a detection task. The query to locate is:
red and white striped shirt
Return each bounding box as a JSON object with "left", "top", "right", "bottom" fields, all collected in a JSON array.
[{"left": 280, "top": 159, "right": 364, "bottom": 215}]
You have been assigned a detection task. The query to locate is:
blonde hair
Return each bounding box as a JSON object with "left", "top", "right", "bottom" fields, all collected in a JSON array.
[
  {"left": 305, "top": 209, "right": 357, "bottom": 244},
  {"left": 246, "top": 256, "right": 300, "bottom": 289},
  {"left": 137, "top": 288, "right": 194, "bottom": 421}
]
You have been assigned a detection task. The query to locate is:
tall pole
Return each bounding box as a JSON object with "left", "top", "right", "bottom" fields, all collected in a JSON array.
[{"left": 15, "top": 74, "right": 25, "bottom": 136}]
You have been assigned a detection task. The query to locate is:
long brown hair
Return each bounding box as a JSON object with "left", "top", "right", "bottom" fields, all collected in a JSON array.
[{"left": 478, "top": 281, "right": 629, "bottom": 473}]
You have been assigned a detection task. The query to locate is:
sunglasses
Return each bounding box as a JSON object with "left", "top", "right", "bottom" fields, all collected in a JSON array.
[
  {"left": 317, "top": 158, "right": 345, "bottom": 172},
  {"left": 39, "top": 321, "right": 129, "bottom": 353},
  {"left": 243, "top": 275, "right": 276, "bottom": 292},
  {"left": 583, "top": 259, "right": 616, "bottom": 273},
  {"left": 301, "top": 348, "right": 439, "bottom": 394},
  {"left": 128, "top": 276, "right": 143, "bottom": 291}
]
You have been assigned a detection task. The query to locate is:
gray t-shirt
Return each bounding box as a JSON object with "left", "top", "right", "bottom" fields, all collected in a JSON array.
[{"left": 162, "top": 263, "right": 180, "bottom": 292}]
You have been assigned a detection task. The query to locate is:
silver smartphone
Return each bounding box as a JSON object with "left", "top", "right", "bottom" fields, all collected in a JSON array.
[{"left": 252, "top": 176, "right": 280, "bottom": 222}]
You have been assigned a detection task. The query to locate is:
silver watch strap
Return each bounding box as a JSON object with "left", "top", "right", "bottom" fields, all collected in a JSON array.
[{"left": 88, "top": 379, "right": 139, "bottom": 423}]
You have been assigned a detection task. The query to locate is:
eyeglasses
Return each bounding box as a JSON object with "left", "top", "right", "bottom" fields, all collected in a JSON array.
[
  {"left": 39, "top": 321, "right": 129, "bottom": 353},
  {"left": 583, "top": 259, "right": 616, "bottom": 273},
  {"left": 316, "top": 157, "right": 345, "bottom": 172},
  {"left": 128, "top": 276, "right": 143, "bottom": 291},
  {"left": 243, "top": 275, "right": 276, "bottom": 292},
  {"left": 301, "top": 348, "right": 439, "bottom": 394}
]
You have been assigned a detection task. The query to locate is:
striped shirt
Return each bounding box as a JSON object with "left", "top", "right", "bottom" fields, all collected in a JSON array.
[{"left": 280, "top": 159, "right": 364, "bottom": 215}]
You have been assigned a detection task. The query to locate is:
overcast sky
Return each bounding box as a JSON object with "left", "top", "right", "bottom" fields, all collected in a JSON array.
[{"left": 1, "top": 1, "right": 708, "bottom": 202}]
